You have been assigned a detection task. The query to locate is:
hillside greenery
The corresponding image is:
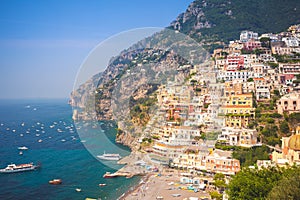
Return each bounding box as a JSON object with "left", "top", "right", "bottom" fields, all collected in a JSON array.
[
  {"left": 170, "top": 0, "right": 300, "bottom": 51},
  {"left": 227, "top": 166, "right": 300, "bottom": 200}
]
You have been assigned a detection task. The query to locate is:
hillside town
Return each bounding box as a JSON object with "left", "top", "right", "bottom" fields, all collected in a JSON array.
[{"left": 121, "top": 24, "right": 300, "bottom": 199}]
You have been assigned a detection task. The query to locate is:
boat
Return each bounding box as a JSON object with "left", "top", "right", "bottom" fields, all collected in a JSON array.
[
  {"left": 99, "top": 183, "right": 106, "bottom": 187},
  {"left": 49, "top": 179, "right": 62, "bottom": 185},
  {"left": 97, "top": 152, "right": 121, "bottom": 161},
  {"left": 75, "top": 188, "right": 82, "bottom": 192},
  {"left": 19, "top": 151, "right": 23, "bottom": 155},
  {"left": 0, "top": 163, "right": 39, "bottom": 173},
  {"left": 18, "top": 146, "right": 29, "bottom": 150},
  {"left": 103, "top": 172, "right": 118, "bottom": 178}
]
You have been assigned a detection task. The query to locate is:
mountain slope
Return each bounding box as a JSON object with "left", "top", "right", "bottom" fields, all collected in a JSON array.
[{"left": 170, "top": 0, "right": 300, "bottom": 50}]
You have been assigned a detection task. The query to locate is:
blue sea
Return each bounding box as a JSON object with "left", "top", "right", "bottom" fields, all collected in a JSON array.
[{"left": 0, "top": 99, "right": 140, "bottom": 200}]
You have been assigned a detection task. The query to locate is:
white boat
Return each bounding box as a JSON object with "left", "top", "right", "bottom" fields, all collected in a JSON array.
[
  {"left": 75, "top": 188, "right": 81, "bottom": 192},
  {"left": 97, "top": 152, "right": 121, "bottom": 161},
  {"left": 18, "top": 146, "right": 28, "bottom": 150},
  {"left": 0, "top": 163, "right": 39, "bottom": 173}
]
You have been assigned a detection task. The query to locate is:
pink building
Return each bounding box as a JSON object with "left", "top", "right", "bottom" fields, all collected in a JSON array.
[
  {"left": 277, "top": 92, "right": 300, "bottom": 114},
  {"left": 243, "top": 39, "right": 261, "bottom": 51},
  {"left": 226, "top": 55, "right": 244, "bottom": 71}
]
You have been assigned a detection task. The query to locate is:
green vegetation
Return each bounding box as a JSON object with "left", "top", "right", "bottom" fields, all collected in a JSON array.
[
  {"left": 279, "top": 120, "right": 290, "bottom": 136},
  {"left": 260, "top": 37, "right": 271, "bottom": 48},
  {"left": 260, "top": 125, "right": 280, "bottom": 146},
  {"left": 142, "top": 137, "right": 153, "bottom": 143},
  {"left": 205, "top": 131, "right": 220, "bottom": 140},
  {"left": 209, "top": 173, "right": 227, "bottom": 200},
  {"left": 273, "top": 54, "right": 300, "bottom": 63},
  {"left": 247, "top": 78, "right": 253, "bottom": 82},
  {"left": 267, "top": 167, "right": 300, "bottom": 200},
  {"left": 287, "top": 112, "right": 300, "bottom": 130},
  {"left": 227, "top": 166, "right": 300, "bottom": 200},
  {"left": 232, "top": 145, "right": 271, "bottom": 167},
  {"left": 267, "top": 62, "right": 279, "bottom": 69},
  {"left": 215, "top": 143, "right": 271, "bottom": 167},
  {"left": 129, "top": 84, "right": 159, "bottom": 126},
  {"left": 130, "top": 95, "right": 157, "bottom": 126},
  {"left": 209, "top": 190, "right": 223, "bottom": 200},
  {"left": 170, "top": 0, "right": 300, "bottom": 51}
]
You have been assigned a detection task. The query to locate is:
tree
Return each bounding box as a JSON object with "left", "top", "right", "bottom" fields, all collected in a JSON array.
[
  {"left": 232, "top": 145, "right": 270, "bottom": 167},
  {"left": 228, "top": 166, "right": 300, "bottom": 200},
  {"left": 279, "top": 120, "right": 290, "bottom": 136},
  {"left": 267, "top": 167, "right": 300, "bottom": 200},
  {"left": 247, "top": 78, "right": 254, "bottom": 82},
  {"left": 288, "top": 112, "right": 300, "bottom": 130},
  {"left": 227, "top": 167, "right": 283, "bottom": 200},
  {"left": 214, "top": 173, "right": 227, "bottom": 190},
  {"left": 260, "top": 37, "right": 271, "bottom": 48},
  {"left": 209, "top": 190, "right": 223, "bottom": 200},
  {"left": 273, "top": 89, "right": 280, "bottom": 97}
]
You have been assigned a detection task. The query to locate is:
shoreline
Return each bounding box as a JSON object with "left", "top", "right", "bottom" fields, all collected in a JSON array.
[
  {"left": 117, "top": 168, "right": 212, "bottom": 200},
  {"left": 118, "top": 173, "right": 151, "bottom": 200}
]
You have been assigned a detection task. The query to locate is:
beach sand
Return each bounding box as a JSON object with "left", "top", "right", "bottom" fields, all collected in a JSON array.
[{"left": 120, "top": 169, "right": 211, "bottom": 200}]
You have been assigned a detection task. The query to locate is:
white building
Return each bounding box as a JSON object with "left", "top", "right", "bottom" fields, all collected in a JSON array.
[
  {"left": 218, "top": 127, "right": 258, "bottom": 147},
  {"left": 240, "top": 30, "right": 258, "bottom": 42},
  {"left": 217, "top": 70, "right": 253, "bottom": 82},
  {"left": 282, "top": 37, "right": 299, "bottom": 47},
  {"left": 256, "top": 85, "right": 271, "bottom": 101}
]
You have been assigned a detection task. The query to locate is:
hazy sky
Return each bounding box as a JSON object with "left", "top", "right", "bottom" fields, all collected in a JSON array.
[{"left": 0, "top": 0, "right": 192, "bottom": 99}]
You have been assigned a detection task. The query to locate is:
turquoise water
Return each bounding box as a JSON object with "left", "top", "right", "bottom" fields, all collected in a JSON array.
[{"left": 0, "top": 99, "right": 140, "bottom": 200}]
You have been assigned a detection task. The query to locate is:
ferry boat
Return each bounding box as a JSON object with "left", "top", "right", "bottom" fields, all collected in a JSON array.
[
  {"left": 97, "top": 152, "right": 121, "bottom": 161},
  {"left": 0, "top": 163, "right": 39, "bottom": 173}
]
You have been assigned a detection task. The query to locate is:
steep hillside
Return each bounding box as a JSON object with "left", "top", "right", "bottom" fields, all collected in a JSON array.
[{"left": 170, "top": 0, "right": 300, "bottom": 50}]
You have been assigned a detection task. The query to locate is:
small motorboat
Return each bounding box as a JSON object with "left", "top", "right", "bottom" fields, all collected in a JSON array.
[
  {"left": 49, "top": 179, "right": 62, "bottom": 185},
  {"left": 99, "top": 183, "right": 106, "bottom": 187},
  {"left": 18, "top": 146, "right": 29, "bottom": 150},
  {"left": 75, "top": 188, "right": 81, "bottom": 192}
]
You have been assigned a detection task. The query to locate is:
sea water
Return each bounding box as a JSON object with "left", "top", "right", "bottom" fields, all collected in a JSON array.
[{"left": 0, "top": 99, "right": 140, "bottom": 200}]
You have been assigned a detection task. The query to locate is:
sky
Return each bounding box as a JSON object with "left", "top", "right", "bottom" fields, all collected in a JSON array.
[{"left": 0, "top": 0, "right": 192, "bottom": 99}]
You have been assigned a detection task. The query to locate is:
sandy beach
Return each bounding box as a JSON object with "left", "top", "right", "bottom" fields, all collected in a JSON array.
[{"left": 119, "top": 169, "right": 211, "bottom": 200}]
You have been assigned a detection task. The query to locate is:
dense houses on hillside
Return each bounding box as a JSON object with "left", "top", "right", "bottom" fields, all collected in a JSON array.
[{"left": 140, "top": 24, "right": 300, "bottom": 174}]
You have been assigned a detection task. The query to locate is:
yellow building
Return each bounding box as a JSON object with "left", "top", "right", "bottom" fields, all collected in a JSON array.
[
  {"left": 224, "top": 80, "right": 243, "bottom": 97},
  {"left": 272, "top": 126, "right": 300, "bottom": 166},
  {"left": 173, "top": 148, "right": 240, "bottom": 175},
  {"left": 223, "top": 93, "right": 255, "bottom": 128}
]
